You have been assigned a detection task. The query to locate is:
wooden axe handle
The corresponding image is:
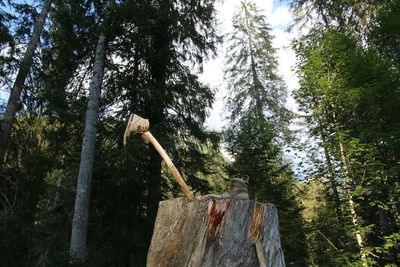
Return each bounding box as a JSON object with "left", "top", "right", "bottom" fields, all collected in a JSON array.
[{"left": 142, "top": 131, "right": 194, "bottom": 199}]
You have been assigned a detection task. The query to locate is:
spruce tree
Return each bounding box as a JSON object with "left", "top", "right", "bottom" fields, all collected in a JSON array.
[
  {"left": 105, "top": 0, "right": 220, "bottom": 245},
  {"left": 225, "top": 1, "right": 290, "bottom": 129},
  {"left": 223, "top": 1, "right": 307, "bottom": 265}
]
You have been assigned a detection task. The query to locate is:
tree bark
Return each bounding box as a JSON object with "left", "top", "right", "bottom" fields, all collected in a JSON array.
[
  {"left": 145, "top": 17, "right": 169, "bottom": 244},
  {"left": 69, "top": 31, "right": 107, "bottom": 262},
  {"left": 337, "top": 136, "right": 369, "bottom": 267},
  {"left": 0, "top": 0, "right": 52, "bottom": 166},
  {"left": 147, "top": 198, "right": 286, "bottom": 267},
  {"left": 331, "top": 108, "right": 369, "bottom": 266}
]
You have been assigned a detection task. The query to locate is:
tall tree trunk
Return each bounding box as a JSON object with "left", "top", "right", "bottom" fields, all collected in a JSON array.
[
  {"left": 0, "top": 0, "right": 52, "bottom": 166},
  {"left": 69, "top": 31, "right": 107, "bottom": 262},
  {"left": 145, "top": 98, "right": 164, "bottom": 245},
  {"left": 330, "top": 106, "right": 369, "bottom": 266},
  {"left": 337, "top": 133, "right": 369, "bottom": 267},
  {"left": 145, "top": 15, "right": 169, "bottom": 244}
]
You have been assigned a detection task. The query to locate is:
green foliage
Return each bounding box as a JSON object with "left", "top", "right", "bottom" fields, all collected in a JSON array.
[
  {"left": 300, "top": 181, "right": 354, "bottom": 266},
  {"left": 293, "top": 9, "right": 400, "bottom": 265},
  {"left": 288, "top": 0, "right": 387, "bottom": 42},
  {"left": 1, "top": 0, "right": 223, "bottom": 265},
  {"left": 223, "top": 1, "right": 307, "bottom": 265},
  {"left": 0, "top": 1, "right": 15, "bottom": 87},
  {"left": 370, "top": 0, "right": 400, "bottom": 69},
  {"left": 2, "top": 0, "right": 398, "bottom": 265},
  {"left": 225, "top": 1, "right": 291, "bottom": 132},
  {"left": 225, "top": 112, "right": 279, "bottom": 195}
]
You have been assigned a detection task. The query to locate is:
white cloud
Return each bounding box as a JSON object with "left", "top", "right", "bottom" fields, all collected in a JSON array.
[
  {"left": 268, "top": 6, "right": 293, "bottom": 27},
  {"left": 202, "top": 55, "right": 228, "bottom": 131}
]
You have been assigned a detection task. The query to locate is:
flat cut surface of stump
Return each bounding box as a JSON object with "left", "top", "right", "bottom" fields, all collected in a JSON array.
[{"left": 147, "top": 199, "right": 285, "bottom": 267}]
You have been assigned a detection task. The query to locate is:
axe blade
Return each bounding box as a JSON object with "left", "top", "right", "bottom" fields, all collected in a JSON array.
[{"left": 123, "top": 114, "right": 150, "bottom": 146}]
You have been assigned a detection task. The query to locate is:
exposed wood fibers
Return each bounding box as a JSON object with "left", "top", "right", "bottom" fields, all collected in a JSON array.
[
  {"left": 205, "top": 200, "right": 232, "bottom": 238},
  {"left": 248, "top": 203, "right": 265, "bottom": 242}
]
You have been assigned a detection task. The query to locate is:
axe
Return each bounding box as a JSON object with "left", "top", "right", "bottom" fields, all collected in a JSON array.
[{"left": 124, "top": 114, "right": 194, "bottom": 199}]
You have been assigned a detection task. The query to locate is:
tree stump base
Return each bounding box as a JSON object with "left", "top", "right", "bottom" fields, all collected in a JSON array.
[{"left": 147, "top": 198, "right": 285, "bottom": 267}]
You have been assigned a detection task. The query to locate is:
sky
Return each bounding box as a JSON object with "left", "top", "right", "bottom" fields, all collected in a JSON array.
[
  {"left": 200, "top": 0, "right": 299, "bottom": 131},
  {"left": 0, "top": 0, "right": 309, "bottom": 176},
  {"left": 1, "top": 0, "right": 299, "bottom": 125},
  {"left": 199, "top": 0, "right": 311, "bottom": 176}
]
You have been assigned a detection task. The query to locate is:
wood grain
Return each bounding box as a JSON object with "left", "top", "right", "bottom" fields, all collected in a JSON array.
[{"left": 147, "top": 198, "right": 285, "bottom": 267}]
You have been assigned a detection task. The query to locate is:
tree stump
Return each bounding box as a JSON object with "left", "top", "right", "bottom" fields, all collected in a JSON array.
[{"left": 147, "top": 198, "right": 286, "bottom": 267}]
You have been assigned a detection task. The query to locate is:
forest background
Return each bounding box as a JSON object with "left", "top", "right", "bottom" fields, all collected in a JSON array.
[{"left": 0, "top": 0, "right": 399, "bottom": 266}]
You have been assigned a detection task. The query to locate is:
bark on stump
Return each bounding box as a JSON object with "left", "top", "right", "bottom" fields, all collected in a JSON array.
[{"left": 147, "top": 198, "right": 286, "bottom": 267}]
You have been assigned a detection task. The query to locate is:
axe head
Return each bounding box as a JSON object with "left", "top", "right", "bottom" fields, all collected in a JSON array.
[{"left": 123, "top": 114, "right": 150, "bottom": 146}]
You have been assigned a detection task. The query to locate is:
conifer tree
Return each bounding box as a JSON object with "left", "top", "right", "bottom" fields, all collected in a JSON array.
[
  {"left": 105, "top": 0, "right": 220, "bottom": 245},
  {"left": 0, "top": 1, "right": 16, "bottom": 93},
  {"left": 0, "top": 0, "right": 52, "bottom": 166},
  {"left": 223, "top": 1, "right": 307, "bottom": 265},
  {"left": 225, "top": 1, "right": 290, "bottom": 129},
  {"left": 69, "top": 0, "right": 111, "bottom": 262}
]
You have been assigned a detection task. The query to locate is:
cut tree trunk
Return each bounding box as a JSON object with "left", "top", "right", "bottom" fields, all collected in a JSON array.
[{"left": 147, "top": 198, "right": 285, "bottom": 267}]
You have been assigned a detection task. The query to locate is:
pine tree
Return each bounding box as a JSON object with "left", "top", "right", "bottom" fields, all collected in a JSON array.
[
  {"left": 223, "top": 1, "right": 307, "bottom": 265},
  {"left": 0, "top": 1, "right": 16, "bottom": 94},
  {"left": 225, "top": 1, "right": 290, "bottom": 130},
  {"left": 104, "top": 0, "right": 220, "bottom": 247},
  {"left": 288, "top": 0, "right": 387, "bottom": 42},
  {"left": 0, "top": 0, "right": 52, "bottom": 166}
]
